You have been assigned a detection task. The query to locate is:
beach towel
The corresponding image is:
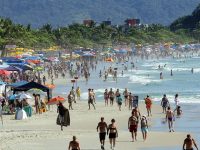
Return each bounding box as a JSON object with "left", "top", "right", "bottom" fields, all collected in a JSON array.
[{"left": 56, "top": 109, "right": 70, "bottom": 127}]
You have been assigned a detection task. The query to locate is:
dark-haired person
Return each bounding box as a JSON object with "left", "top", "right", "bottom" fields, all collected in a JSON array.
[
  {"left": 107, "top": 119, "right": 118, "bottom": 150},
  {"left": 161, "top": 94, "right": 169, "bottom": 113},
  {"left": 183, "top": 134, "right": 198, "bottom": 150},
  {"left": 97, "top": 117, "right": 108, "bottom": 150},
  {"left": 166, "top": 106, "right": 175, "bottom": 132},
  {"left": 128, "top": 112, "right": 138, "bottom": 142},
  {"left": 68, "top": 136, "right": 80, "bottom": 150}
]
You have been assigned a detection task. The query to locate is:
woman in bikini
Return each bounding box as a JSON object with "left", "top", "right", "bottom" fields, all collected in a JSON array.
[{"left": 107, "top": 119, "right": 118, "bottom": 150}]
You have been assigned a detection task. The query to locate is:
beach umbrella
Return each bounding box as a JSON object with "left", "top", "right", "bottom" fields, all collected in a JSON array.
[
  {"left": 0, "top": 69, "right": 10, "bottom": 76},
  {"left": 19, "top": 93, "right": 32, "bottom": 100},
  {"left": 45, "top": 84, "right": 56, "bottom": 89},
  {"left": 105, "top": 58, "right": 114, "bottom": 62},
  {"left": 34, "top": 66, "right": 43, "bottom": 71},
  {"left": 9, "top": 94, "right": 20, "bottom": 100},
  {"left": 28, "top": 88, "right": 45, "bottom": 95},
  {"left": 47, "top": 96, "right": 65, "bottom": 105}
]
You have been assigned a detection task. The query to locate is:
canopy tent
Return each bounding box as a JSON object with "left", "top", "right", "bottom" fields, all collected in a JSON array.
[
  {"left": 1, "top": 57, "right": 23, "bottom": 64},
  {"left": 4, "top": 66, "right": 20, "bottom": 72},
  {"left": 7, "top": 80, "right": 28, "bottom": 88},
  {"left": 12, "top": 64, "right": 33, "bottom": 71},
  {"left": 12, "top": 81, "right": 50, "bottom": 100},
  {"left": 5, "top": 81, "right": 29, "bottom": 98}
]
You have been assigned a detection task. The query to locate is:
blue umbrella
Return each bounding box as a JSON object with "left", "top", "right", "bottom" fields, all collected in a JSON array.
[{"left": 9, "top": 94, "right": 20, "bottom": 101}]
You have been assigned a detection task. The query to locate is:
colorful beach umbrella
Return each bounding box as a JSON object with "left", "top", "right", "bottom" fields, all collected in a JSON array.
[
  {"left": 45, "top": 84, "right": 56, "bottom": 89},
  {"left": 0, "top": 69, "right": 10, "bottom": 76},
  {"left": 47, "top": 96, "right": 65, "bottom": 105}
]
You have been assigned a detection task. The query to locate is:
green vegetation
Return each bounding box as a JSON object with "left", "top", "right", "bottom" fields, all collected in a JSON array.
[
  {"left": 170, "top": 4, "right": 200, "bottom": 41},
  {"left": 0, "top": 17, "right": 196, "bottom": 52}
]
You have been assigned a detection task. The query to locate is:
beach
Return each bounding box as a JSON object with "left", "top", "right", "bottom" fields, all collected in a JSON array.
[
  {"left": 1, "top": 56, "right": 200, "bottom": 150},
  {"left": 0, "top": 100, "right": 187, "bottom": 150}
]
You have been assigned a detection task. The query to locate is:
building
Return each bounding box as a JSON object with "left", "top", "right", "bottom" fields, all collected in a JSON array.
[
  {"left": 125, "top": 18, "right": 140, "bottom": 27},
  {"left": 83, "top": 20, "right": 94, "bottom": 27}
]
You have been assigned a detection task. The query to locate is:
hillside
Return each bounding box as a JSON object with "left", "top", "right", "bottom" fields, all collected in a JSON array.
[
  {"left": 0, "top": 0, "right": 199, "bottom": 27},
  {"left": 170, "top": 4, "right": 200, "bottom": 31}
]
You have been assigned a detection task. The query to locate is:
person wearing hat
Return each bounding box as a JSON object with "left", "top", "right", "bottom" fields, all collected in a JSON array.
[
  {"left": 144, "top": 95, "right": 152, "bottom": 116},
  {"left": 68, "top": 136, "right": 80, "bottom": 150},
  {"left": 97, "top": 117, "right": 108, "bottom": 150},
  {"left": 141, "top": 115, "right": 148, "bottom": 141}
]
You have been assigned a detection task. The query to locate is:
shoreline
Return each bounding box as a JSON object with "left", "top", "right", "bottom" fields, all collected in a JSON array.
[{"left": 0, "top": 100, "right": 191, "bottom": 150}]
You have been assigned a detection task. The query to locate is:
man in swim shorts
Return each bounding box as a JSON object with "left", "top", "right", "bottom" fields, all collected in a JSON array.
[
  {"left": 128, "top": 112, "right": 138, "bottom": 142},
  {"left": 183, "top": 134, "right": 198, "bottom": 150},
  {"left": 68, "top": 136, "right": 80, "bottom": 150},
  {"left": 166, "top": 106, "right": 175, "bottom": 132},
  {"left": 97, "top": 117, "right": 108, "bottom": 150}
]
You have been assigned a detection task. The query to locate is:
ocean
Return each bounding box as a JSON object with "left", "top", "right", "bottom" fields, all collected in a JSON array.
[{"left": 55, "top": 56, "right": 200, "bottom": 104}]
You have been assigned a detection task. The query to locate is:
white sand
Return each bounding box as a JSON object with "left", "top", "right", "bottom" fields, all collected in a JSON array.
[{"left": 0, "top": 100, "right": 186, "bottom": 150}]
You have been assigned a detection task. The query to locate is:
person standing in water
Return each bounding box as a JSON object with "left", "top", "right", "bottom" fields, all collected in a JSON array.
[
  {"left": 183, "top": 134, "right": 198, "bottom": 150},
  {"left": 160, "top": 72, "right": 163, "bottom": 79},
  {"left": 171, "top": 69, "right": 173, "bottom": 76},
  {"left": 161, "top": 94, "right": 170, "bottom": 113},
  {"left": 88, "top": 89, "right": 96, "bottom": 110},
  {"left": 97, "top": 117, "right": 108, "bottom": 150},
  {"left": 174, "top": 93, "right": 179, "bottom": 109},
  {"left": 123, "top": 88, "right": 129, "bottom": 107},
  {"left": 191, "top": 68, "right": 194, "bottom": 74}
]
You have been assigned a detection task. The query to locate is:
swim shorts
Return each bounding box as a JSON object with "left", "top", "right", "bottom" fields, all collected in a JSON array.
[
  {"left": 141, "top": 127, "right": 148, "bottom": 132},
  {"left": 99, "top": 132, "right": 106, "bottom": 140},
  {"left": 129, "top": 125, "right": 137, "bottom": 132}
]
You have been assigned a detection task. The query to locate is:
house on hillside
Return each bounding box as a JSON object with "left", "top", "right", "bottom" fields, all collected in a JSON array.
[
  {"left": 125, "top": 18, "right": 140, "bottom": 27},
  {"left": 83, "top": 20, "right": 95, "bottom": 27}
]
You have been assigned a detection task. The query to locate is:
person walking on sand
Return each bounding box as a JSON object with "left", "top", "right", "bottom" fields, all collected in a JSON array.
[
  {"left": 107, "top": 119, "right": 118, "bottom": 150},
  {"left": 68, "top": 136, "right": 80, "bottom": 150},
  {"left": 144, "top": 95, "right": 152, "bottom": 116},
  {"left": 161, "top": 94, "right": 169, "bottom": 113},
  {"left": 76, "top": 87, "right": 81, "bottom": 101},
  {"left": 166, "top": 106, "right": 175, "bottom": 132},
  {"left": 116, "top": 94, "right": 123, "bottom": 111},
  {"left": 128, "top": 92, "right": 133, "bottom": 110},
  {"left": 128, "top": 112, "right": 138, "bottom": 142},
  {"left": 97, "top": 117, "right": 108, "bottom": 150},
  {"left": 141, "top": 115, "right": 148, "bottom": 141},
  {"left": 68, "top": 91, "right": 74, "bottom": 110},
  {"left": 88, "top": 89, "right": 95, "bottom": 110},
  {"left": 183, "top": 134, "right": 198, "bottom": 150},
  {"left": 57, "top": 102, "right": 67, "bottom": 131}
]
